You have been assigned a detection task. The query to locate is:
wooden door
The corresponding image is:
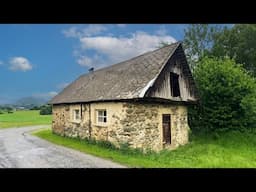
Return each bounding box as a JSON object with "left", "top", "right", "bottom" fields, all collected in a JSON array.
[{"left": 162, "top": 114, "right": 171, "bottom": 145}]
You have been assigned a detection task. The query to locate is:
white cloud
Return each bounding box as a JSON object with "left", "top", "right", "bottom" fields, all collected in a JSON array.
[
  {"left": 63, "top": 25, "right": 176, "bottom": 69},
  {"left": 62, "top": 27, "right": 79, "bottom": 38},
  {"left": 57, "top": 82, "right": 70, "bottom": 89},
  {"left": 79, "top": 31, "right": 176, "bottom": 68},
  {"left": 9, "top": 57, "right": 32, "bottom": 72},
  {"left": 82, "top": 24, "right": 107, "bottom": 36},
  {"left": 77, "top": 54, "right": 106, "bottom": 68},
  {"left": 77, "top": 55, "right": 93, "bottom": 66},
  {"left": 116, "top": 24, "right": 126, "bottom": 28},
  {"left": 63, "top": 24, "right": 107, "bottom": 38}
]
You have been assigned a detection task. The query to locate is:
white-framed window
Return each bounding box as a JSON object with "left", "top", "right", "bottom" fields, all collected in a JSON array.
[
  {"left": 73, "top": 109, "right": 80, "bottom": 121},
  {"left": 97, "top": 110, "right": 107, "bottom": 123}
]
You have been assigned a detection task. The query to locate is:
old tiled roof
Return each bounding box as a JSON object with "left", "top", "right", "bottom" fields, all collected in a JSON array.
[{"left": 50, "top": 42, "right": 182, "bottom": 104}]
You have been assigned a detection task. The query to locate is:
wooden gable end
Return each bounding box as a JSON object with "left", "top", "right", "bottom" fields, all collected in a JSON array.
[{"left": 145, "top": 44, "right": 198, "bottom": 102}]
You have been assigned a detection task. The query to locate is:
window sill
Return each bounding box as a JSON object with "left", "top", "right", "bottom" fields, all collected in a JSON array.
[
  {"left": 71, "top": 120, "right": 82, "bottom": 124},
  {"left": 93, "top": 123, "right": 108, "bottom": 127}
]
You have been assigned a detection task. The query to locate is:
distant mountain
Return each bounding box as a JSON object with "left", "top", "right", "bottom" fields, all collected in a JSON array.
[{"left": 15, "top": 97, "right": 47, "bottom": 106}]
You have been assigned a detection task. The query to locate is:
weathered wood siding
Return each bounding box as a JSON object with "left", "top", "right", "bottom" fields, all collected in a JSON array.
[{"left": 146, "top": 46, "right": 197, "bottom": 101}]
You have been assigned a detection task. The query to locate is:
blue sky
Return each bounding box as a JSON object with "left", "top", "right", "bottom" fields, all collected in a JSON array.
[{"left": 0, "top": 24, "right": 189, "bottom": 104}]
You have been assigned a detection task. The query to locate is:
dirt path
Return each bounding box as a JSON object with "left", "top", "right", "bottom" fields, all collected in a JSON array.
[{"left": 0, "top": 126, "right": 126, "bottom": 168}]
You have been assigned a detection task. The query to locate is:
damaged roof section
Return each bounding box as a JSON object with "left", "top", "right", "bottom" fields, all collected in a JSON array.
[{"left": 50, "top": 42, "right": 198, "bottom": 104}]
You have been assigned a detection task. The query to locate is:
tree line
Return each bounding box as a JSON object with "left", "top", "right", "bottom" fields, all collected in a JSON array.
[
  {"left": 0, "top": 105, "right": 52, "bottom": 115},
  {"left": 30, "top": 105, "right": 52, "bottom": 115},
  {"left": 182, "top": 24, "right": 256, "bottom": 133}
]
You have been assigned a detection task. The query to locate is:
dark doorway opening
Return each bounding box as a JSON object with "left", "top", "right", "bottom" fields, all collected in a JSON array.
[
  {"left": 170, "top": 72, "right": 180, "bottom": 97},
  {"left": 162, "top": 114, "right": 171, "bottom": 145}
]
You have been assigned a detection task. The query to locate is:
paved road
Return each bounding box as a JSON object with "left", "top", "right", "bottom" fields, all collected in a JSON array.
[{"left": 0, "top": 126, "right": 126, "bottom": 168}]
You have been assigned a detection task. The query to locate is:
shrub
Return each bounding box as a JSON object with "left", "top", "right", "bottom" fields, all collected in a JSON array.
[
  {"left": 97, "top": 140, "right": 116, "bottom": 150},
  {"left": 39, "top": 105, "right": 52, "bottom": 115},
  {"left": 30, "top": 106, "right": 40, "bottom": 110},
  {"left": 189, "top": 57, "right": 256, "bottom": 132},
  {"left": 119, "top": 142, "right": 130, "bottom": 152}
]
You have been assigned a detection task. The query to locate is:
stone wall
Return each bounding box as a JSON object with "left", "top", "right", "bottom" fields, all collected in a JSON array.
[
  {"left": 117, "top": 103, "right": 189, "bottom": 151},
  {"left": 163, "top": 105, "right": 189, "bottom": 147},
  {"left": 113, "top": 103, "right": 160, "bottom": 151},
  {"left": 52, "top": 104, "right": 90, "bottom": 139},
  {"left": 52, "top": 101, "right": 189, "bottom": 151}
]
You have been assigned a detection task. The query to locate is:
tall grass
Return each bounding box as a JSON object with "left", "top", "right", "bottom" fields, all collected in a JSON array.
[{"left": 34, "top": 129, "right": 256, "bottom": 168}]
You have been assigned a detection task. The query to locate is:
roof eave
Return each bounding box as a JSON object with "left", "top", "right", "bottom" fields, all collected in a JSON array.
[{"left": 50, "top": 97, "right": 198, "bottom": 105}]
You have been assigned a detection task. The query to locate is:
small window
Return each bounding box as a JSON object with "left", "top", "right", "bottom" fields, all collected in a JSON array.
[
  {"left": 74, "top": 109, "right": 80, "bottom": 121},
  {"left": 97, "top": 110, "right": 107, "bottom": 123},
  {"left": 170, "top": 72, "right": 181, "bottom": 97}
]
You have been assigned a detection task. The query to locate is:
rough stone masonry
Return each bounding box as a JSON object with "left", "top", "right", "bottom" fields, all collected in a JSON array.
[{"left": 52, "top": 102, "right": 189, "bottom": 152}]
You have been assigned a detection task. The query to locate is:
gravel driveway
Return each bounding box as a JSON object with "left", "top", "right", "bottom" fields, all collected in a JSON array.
[{"left": 0, "top": 126, "right": 126, "bottom": 168}]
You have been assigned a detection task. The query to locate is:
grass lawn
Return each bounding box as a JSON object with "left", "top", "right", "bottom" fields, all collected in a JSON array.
[
  {"left": 0, "top": 110, "right": 52, "bottom": 128},
  {"left": 33, "top": 129, "right": 256, "bottom": 168}
]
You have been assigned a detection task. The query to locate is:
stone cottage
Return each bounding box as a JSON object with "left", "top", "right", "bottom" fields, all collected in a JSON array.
[{"left": 49, "top": 42, "right": 198, "bottom": 151}]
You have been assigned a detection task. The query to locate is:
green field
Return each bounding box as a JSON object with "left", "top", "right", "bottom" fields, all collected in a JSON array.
[
  {"left": 34, "top": 129, "right": 256, "bottom": 168},
  {"left": 0, "top": 110, "right": 52, "bottom": 128}
]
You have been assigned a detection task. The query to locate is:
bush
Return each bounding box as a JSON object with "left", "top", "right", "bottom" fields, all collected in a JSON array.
[
  {"left": 119, "top": 142, "right": 130, "bottom": 152},
  {"left": 189, "top": 57, "right": 256, "bottom": 132},
  {"left": 39, "top": 105, "right": 52, "bottom": 115},
  {"left": 30, "top": 106, "right": 40, "bottom": 110},
  {"left": 97, "top": 140, "right": 116, "bottom": 150}
]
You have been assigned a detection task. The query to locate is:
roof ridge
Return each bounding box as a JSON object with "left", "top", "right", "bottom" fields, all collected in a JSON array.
[
  {"left": 80, "top": 41, "right": 181, "bottom": 75},
  {"left": 49, "top": 40, "right": 191, "bottom": 104},
  {"left": 154, "top": 41, "right": 181, "bottom": 50}
]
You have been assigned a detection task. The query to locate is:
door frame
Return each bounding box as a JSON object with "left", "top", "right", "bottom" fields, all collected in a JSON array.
[{"left": 162, "top": 114, "right": 171, "bottom": 147}]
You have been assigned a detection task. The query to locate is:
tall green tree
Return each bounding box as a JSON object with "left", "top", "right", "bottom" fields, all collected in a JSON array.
[
  {"left": 212, "top": 24, "right": 256, "bottom": 76},
  {"left": 183, "top": 24, "right": 223, "bottom": 71}
]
